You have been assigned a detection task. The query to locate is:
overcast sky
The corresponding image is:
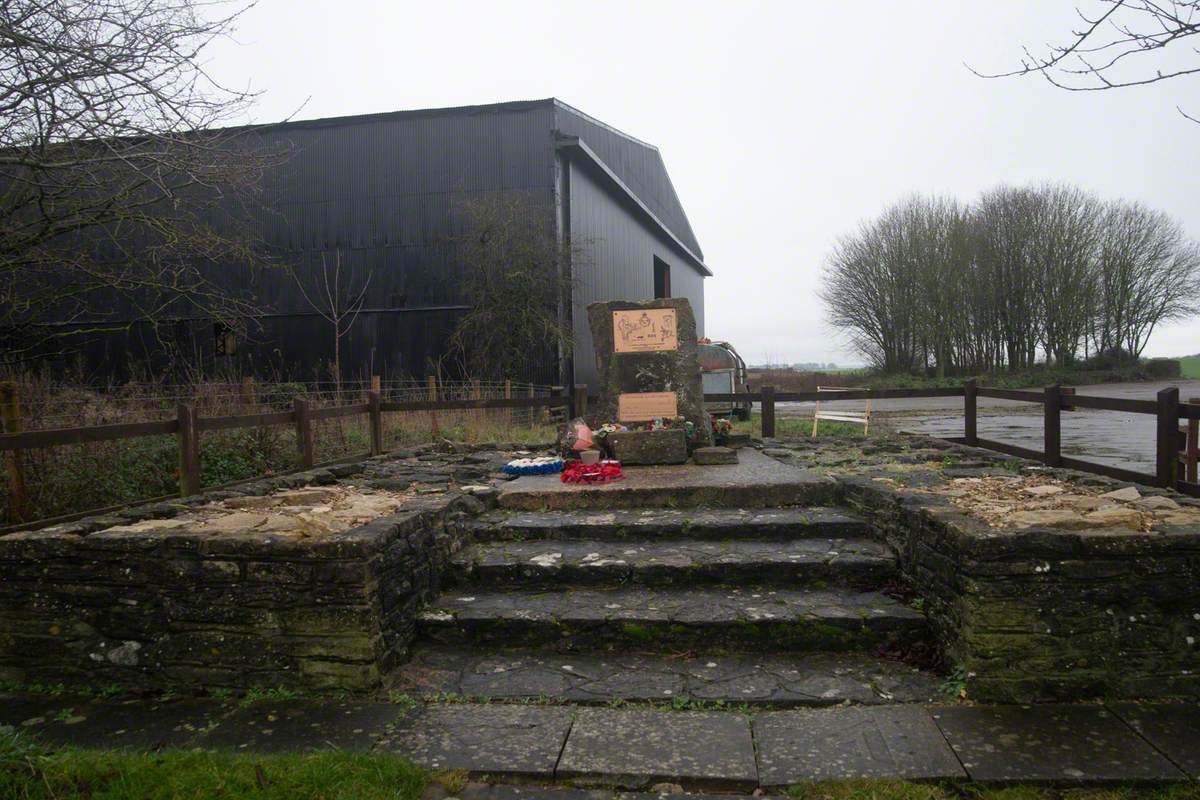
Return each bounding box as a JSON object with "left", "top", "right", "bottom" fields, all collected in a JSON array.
[{"left": 207, "top": 1, "right": 1200, "bottom": 366}]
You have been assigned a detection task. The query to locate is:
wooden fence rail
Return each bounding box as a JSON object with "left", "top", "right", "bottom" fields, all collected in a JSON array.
[{"left": 3, "top": 381, "right": 1200, "bottom": 525}]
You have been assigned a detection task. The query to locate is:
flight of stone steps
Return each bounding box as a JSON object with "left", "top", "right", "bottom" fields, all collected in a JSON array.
[{"left": 397, "top": 504, "right": 941, "bottom": 706}]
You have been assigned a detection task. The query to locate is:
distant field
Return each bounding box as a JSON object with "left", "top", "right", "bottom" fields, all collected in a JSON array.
[{"left": 1181, "top": 355, "right": 1200, "bottom": 379}]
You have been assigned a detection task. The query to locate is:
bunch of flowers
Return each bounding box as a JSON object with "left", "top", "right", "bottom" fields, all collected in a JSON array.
[
  {"left": 712, "top": 416, "right": 733, "bottom": 444},
  {"left": 561, "top": 460, "right": 624, "bottom": 484}
]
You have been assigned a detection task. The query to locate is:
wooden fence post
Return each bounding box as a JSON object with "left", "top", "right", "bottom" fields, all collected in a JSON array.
[
  {"left": 1157, "top": 386, "right": 1180, "bottom": 488},
  {"left": 963, "top": 379, "right": 978, "bottom": 447},
  {"left": 472, "top": 379, "right": 482, "bottom": 427},
  {"left": 761, "top": 385, "right": 776, "bottom": 439},
  {"left": 1186, "top": 397, "right": 1199, "bottom": 484},
  {"left": 241, "top": 376, "right": 255, "bottom": 406},
  {"left": 371, "top": 374, "right": 381, "bottom": 395},
  {"left": 504, "top": 379, "right": 512, "bottom": 426},
  {"left": 1, "top": 381, "right": 30, "bottom": 523},
  {"left": 177, "top": 403, "right": 201, "bottom": 497},
  {"left": 1043, "top": 384, "right": 1062, "bottom": 467},
  {"left": 368, "top": 390, "right": 383, "bottom": 456},
  {"left": 427, "top": 375, "right": 439, "bottom": 438},
  {"left": 573, "top": 384, "right": 588, "bottom": 420},
  {"left": 294, "top": 397, "right": 314, "bottom": 469}
]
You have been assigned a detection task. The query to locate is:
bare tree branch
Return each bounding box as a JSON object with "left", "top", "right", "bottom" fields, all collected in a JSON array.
[
  {"left": 970, "top": 1, "right": 1200, "bottom": 121},
  {"left": 0, "top": 0, "right": 289, "bottom": 366}
]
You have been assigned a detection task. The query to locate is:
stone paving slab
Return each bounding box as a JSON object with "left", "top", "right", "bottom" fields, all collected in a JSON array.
[
  {"left": 195, "top": 700, "right": 403, "bottom": 753},
  {"left": 453, "top": 537, "right": 895, "bottom": 588},
  {"left": 0, "top": 693, "right": 88, "bottom": 731},
  {"left": 470, "top": 507, "right": 871, "bottom": 542},
  {"left": 557, "top": 707, "right": 757, "bottom": 790},
  {"left": 458, "top": 787, "right": 789, "bottom": 800},
  {"left": 932, "top": 704, "right": 1186, "bottom": 783},
  {"left": 30, "top": 698, "right": 235, "bottom": 750},
  {"left": 754, "top": 705, "right": 964, "bottom": 785},
  {"left": 497, "top": 448, "right": 838, "bottom": 510},
  {"left": 379, "top": 704, "right": 574, "bottom": 778},
  {"left": 419, "top": 587, "right": 925, "bottom": 651},
  {"left": 1109, "top": 703, "right": 1200, "bottom": 778},
  {"left": 392, "top": 645, "right": 942, "bottom": 706}
]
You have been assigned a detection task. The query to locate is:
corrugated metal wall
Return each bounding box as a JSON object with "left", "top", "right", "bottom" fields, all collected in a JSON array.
[
  {"left": 45, "top": 101, "right": 563, "bottom": 383},
  {"left": 566, "top": 156, "right": 706, "bottom": 389},
  {"left": 554, "top": 102, "right": 704, "bottom": 260},
  {"left": 25, "top": 99, "right": 708, "bottom": 389}
]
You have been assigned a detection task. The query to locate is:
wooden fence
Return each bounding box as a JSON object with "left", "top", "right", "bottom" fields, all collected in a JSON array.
[
  {"left": 3, "top": 381, "right": 1198, "bottom": 527},
  {"left": 708, "top": 383, "right": 1200, "bottom": 497}
]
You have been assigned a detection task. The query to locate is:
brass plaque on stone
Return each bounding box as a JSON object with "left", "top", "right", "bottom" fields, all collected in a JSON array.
[
  {"left": 618, "top": 391, "right": 678, "bottom": 421},
  {"left": 613, "top": 308, "right": 678, "bottom": 353}
]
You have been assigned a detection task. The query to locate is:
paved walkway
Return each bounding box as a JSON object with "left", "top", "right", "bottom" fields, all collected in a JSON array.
[{"left": 4, "top": 694, "right": 1198, "bottom": 788}]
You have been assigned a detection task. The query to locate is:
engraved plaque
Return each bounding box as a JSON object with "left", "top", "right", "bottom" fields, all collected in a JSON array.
[
  {"left": 618, "top": 391, "right": 678, "bottom": 421},
  {"left": 613, "top": 308, "right": 678, "bottom": 353}
]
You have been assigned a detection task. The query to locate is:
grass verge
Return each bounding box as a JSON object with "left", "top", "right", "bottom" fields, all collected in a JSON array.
[{"left": 0, "top": 730, "right": 428, "bottom": 800}]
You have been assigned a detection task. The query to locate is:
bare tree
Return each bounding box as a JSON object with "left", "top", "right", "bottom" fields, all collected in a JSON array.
[
  {"left": 446, "top": 192, "right": 577, "bottom": 382},
  {"left": 289, "top": 251, "right": 371, "bottom": 395},
  {"left": 822, "top": 201, "right": 924, "bottom": 373},
  {"left": 1094, "top": 199, "right": 1200, "bottom": 357},
  {"left": 973, "top": 187, "right": 1044, "bottom": 371},
  {"left": 822, "top": 183, "right": 1199, "bottom": 376},
  {"left": 1028, "top": 185, "right": 1102, "bottom": 366},
  {"left": 974, "top": 1, "right": 1200, "bottom": 122},
  {"left": 0, "top": 0, "right": 286, "bottom": 364}
]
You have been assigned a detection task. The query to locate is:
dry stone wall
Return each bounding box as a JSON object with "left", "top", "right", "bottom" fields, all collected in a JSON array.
[
  {"left": 0, "top": 446, "right": 513, "bottom": 692},
  {"left": 838, "top": 465, "right": 1200, "bottom": 703}
]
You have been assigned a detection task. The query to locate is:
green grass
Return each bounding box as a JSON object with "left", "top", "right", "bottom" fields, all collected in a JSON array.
[
  {"left": 786, "top": 779, "right": 1200, "bottom": 800},
  {"left": 0, "top": 730, "right": 428, "bottom": 800},
  {"left": 1180, "top": 355, "right": 1200, "bottom": 380},
  {"left": 730, "top": 412, "right": 872, "bottom": 439}
]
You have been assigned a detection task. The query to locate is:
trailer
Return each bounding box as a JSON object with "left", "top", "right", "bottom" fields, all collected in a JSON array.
[{"left": 698, "top": 339, "right": 752, "bottom": 420}]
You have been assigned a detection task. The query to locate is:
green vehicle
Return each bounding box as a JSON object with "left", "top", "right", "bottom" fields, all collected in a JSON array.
[{"left": 698, "top": 339, "right": 752, "bottom": 420}]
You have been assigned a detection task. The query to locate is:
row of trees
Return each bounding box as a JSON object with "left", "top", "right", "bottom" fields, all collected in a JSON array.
[{"left": 821, "top": 185, "right": 1200, "bottom": 374}]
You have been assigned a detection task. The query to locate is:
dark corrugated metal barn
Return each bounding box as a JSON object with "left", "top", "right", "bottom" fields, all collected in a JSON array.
[{"left": 44, "top": 98, "right": 711, "bottom": 388}]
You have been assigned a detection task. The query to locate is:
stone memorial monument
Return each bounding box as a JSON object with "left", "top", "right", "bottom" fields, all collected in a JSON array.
[{"left": 587, "top": 298, "right": 713, "bottom": 464}]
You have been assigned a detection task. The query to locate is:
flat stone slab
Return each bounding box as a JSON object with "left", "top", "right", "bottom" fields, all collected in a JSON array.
[
  {"left": 693, "top": 446, "right": 738, "bottom": 465},
  {"left": 28, "top": 698, "right": 235, "bottom": 750},
  {"left": 471, "top": 507, "right": 871, "bottom": 541},
  {"left": 419, "top": 586, "right": 925, "bottom": 651},
  {"left": 1109, "top": 703, "right": 1200, "bottom": 778},
  {"left": 392, "top": 645, "right": 942, "bottom": 706},
  {"left": 459, "top": 788, "right": 786, "bottom": 800},
  {"left": 932, "top": 704, "right": 1186, "bottom": 783},
  {"left": 558, "top": 707, "right": 757, "bottom": 789},
  {"left": 195, "top": 700, "right": 402, "bottom": 753},
  {"left": 498, "top": 448, "right": 837, "bottom": 510},
  {"left": 0, "top": 693, "right": 88, "bottom": 731},
  {"left": 754, "top": 705, "right": 964, "bottom": 784},
  {"left": 453, "top": 537, "right": 894, "bottom": 588},
  {"left": 379, "top": 704, "right": 573, "bottom": 777}
]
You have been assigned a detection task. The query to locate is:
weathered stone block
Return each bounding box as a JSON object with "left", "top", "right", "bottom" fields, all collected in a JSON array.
[
  {"left": 693, "top": 446, "right": 738, "bottom": 465},
  {"left": 608, "top": 428, "right": 688, "bottom": 466}
]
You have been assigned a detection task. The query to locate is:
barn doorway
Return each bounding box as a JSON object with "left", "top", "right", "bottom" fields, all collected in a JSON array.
[{"left": 653, "top": 256, "right": 671, "bottom": 299}]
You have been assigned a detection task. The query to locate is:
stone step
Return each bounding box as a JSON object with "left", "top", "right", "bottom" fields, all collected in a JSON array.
[
  {"left": 469, "top": 507, "right": 873, "bottom": 542},
  {"left": 417, "top": 587, "right": 926, "bottom": 653},
  {"left": 391, "top": 644, "right": 942, "bottom": 707},
  {"left": 450, "top": 537, "right": 896, "bottom": 589}
]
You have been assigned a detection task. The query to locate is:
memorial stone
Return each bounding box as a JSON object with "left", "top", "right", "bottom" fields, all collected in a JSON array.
[{"left": 587, "top": 298, "right": 713, "bottom": 454}]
